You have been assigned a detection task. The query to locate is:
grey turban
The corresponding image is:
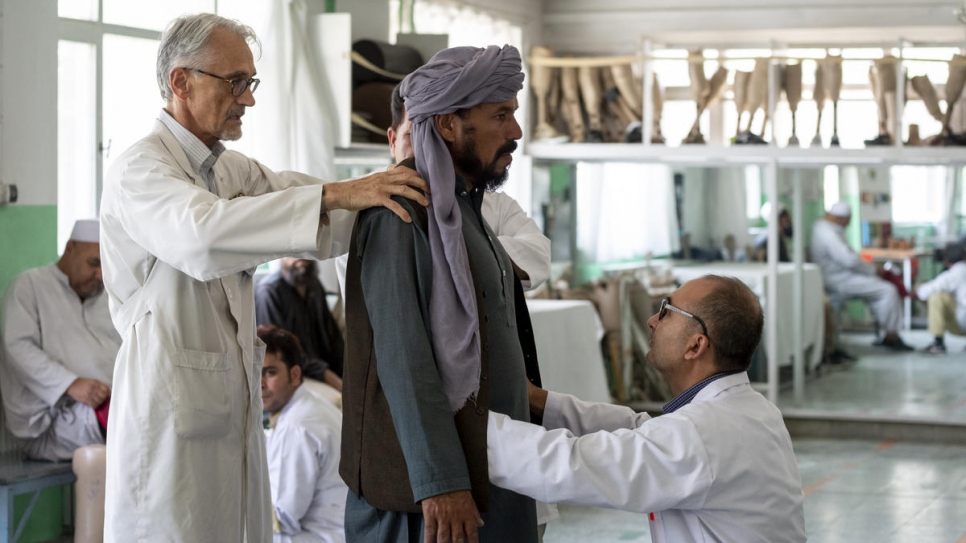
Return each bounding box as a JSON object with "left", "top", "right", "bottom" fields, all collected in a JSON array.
[{"left": 400, "top": 45, "right": 524, "bottom": 412}]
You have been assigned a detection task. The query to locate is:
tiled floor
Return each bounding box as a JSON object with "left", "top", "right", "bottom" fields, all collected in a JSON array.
[
  {"left": 777, "top": 330, "right": 966, "bottom": 423},
  {"left": 544, "top": 438, "right": 966, "bottom": 543},
  {"left": 545, "top": 331, "right": 966, "bottom": 542}
]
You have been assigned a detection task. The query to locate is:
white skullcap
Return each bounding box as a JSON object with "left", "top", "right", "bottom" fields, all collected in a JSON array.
[
  {"left": 828, "top": 201, "right": 852, "bottom": 218},
  {"left": 760, "top": 202, "right": 787, "bottom": 222},
  {"left": 69, "top": 219, "right": 100, "bottom": 243}
]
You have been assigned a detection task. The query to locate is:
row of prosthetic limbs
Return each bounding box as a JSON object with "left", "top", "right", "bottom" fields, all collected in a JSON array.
[
  {"left": 530, "top": 47, "right": 666, "bottom": 143},
  {"left": 533, "top": 47, "right": 966, "bottom": 146},
  {"left": 871, "top": 54, "right": 966, "bottom": 146}
]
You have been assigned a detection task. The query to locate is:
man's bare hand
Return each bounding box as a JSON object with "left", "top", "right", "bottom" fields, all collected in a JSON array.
[
  {"left": 323, "top": 369, "right": 343, "bottom": 391},
  {"left": 527, "top": 380, "right": 548, "bottom": 417},
  {"left": 324, "top": 168, "right": 430, "bottom": 223},
  {"left": 66, "top": 378, "right": 111, "bottom": 409},
  {"left": 421, "top": 490, "right": 483, "bottom": 543}
]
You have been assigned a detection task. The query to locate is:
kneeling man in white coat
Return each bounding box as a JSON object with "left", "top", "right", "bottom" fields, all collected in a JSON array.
[{"left": 487, "top": 275, "right": 806, "bottom": 543}]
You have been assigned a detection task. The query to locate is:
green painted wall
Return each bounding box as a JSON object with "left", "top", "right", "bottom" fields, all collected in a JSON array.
[
  {"left": 0, "top": 205, "right": 64, "bottom": 539},
  {"left": 0, "top": 205, "right": 59, "bottom": 295},
  {"left": 13, "top": 488, "right": 64, "bottom": 542}
]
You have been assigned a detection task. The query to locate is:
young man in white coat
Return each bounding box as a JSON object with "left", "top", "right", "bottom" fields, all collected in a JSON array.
[
  {"left": 99, "top": 13, "right": 427, "bottom": 543},
  {"left": 0, "top": 219, "right": 119, "bottom": 461},
  {"left": 915, "top": 242, "right": 966, "bottom": 354},
  {"left": 259, "top": 325, "right": 346, "bottom": 543},
  {"left": 487, "top": 275, "right": 807, "bottom": 543}
]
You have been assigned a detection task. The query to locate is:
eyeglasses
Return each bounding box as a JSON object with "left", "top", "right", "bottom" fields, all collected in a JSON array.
[
  {"left": 658, "top": 298, "right": 709, "bottom": 338},
  {"left": 183, "top": 67, "right": 260, "bottom": 97}
]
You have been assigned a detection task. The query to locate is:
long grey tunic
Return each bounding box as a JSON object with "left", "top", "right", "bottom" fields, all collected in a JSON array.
[
  {"left": 0, "top": 264, "right": 119, "bottom": 460},
  {"left": 345, "top": 184, "right": 537, "bottom": 543}
]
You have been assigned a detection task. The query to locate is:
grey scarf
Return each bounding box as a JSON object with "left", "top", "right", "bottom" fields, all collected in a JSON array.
[{"left": 400, "top": 45, "right": 524, "bottom": 411}]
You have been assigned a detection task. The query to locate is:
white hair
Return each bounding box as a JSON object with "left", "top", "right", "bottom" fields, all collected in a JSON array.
[{"left": 156, "top": 13, "right": 261, "bottom": 102}]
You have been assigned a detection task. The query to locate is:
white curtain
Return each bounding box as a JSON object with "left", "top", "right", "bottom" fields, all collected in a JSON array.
[
  {"left": 679, "top": 167, "right": 750, "bottom": 253},
  {"left": 224, "top": 0, "right": 338, "bottom": 181},
  {"left": 576, "top": 163, "right": 678, "bottom": 262}
]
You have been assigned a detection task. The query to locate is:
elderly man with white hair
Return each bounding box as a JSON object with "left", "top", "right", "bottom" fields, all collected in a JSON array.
[
  {"left": 99, "top": 13, "right": 428, "bottom": 542},
  {"left": 0, "top": 219, "right": 119, "bottom": 461},
  {"left": 810, "top": 201, "right": 911, "bottom": 350}
]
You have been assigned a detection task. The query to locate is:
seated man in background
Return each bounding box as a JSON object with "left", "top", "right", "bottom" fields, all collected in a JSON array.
[
  {"left": 259, "top": 325, "right": 347, "bottom": 543},
  {"left": 915, "top": 242, "right": 966, "bottom": 354},
  {"left": 757, "top": 203, "right": 855, "bottom": 364},
  {"left": 0, "top": 219, "right": 119, "bottom": 461},
  {"left": 487, "top": 275, "right": 806, "bottom": 543},
  {"left": 810, "top": 201, "right": 912, "bottom": 351},
  {"left": 257, "top": 257, "right": 344, "bottom": 390},
  {"left": 753, "top": 202, "right": 792, "bottom": 263}
]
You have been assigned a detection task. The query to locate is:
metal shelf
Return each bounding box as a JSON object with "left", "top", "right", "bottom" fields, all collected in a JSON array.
[{"left": 526, "top": 142, "right": 966, "bottom": 167}]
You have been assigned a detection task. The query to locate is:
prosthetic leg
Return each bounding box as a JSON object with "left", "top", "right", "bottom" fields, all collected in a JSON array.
[
  {"left": 578, "top": 66, "right": 606, "bottom": 142},
  {"left": 73, "top": 444, "right": 107, "bottom": 543},
  {"left": 826, "top": 55, "right": 843, "bottom": 146},
  {"left": 683, "top": 50, "right": 709, "bottom": 144},
  {"left": 941, "top": 54, "right": 966, "bottom": 145},
  {"left": 784, "top": 63, "right": 803, "bottom": 146},
  {"left": 530, "top": 46, "right": 564, "bottom": 142},
  {"left": 811, "top": 58, "right": 828, "bottom": 148},
  {"left": 560, "top": 65, "right": 586, "bottom": 143},
  {"left": 737, "top": 58, "right": 769, "bottom": 144}
]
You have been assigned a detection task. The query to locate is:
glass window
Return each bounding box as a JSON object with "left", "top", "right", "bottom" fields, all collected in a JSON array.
[
  {"left": 59, "top": 0, "right": 98, "bottom": 21},
  {"left": 102, "top": 34, "right": 164, "bottom": 176},
  {"left": 746, "top": 167, "right": 762, "bottom": 220},
  {"left": 891, "top": 166, "right": 945, "bottom": 223},
  {"left": 103, "top": 0, "right": 215, "bottom": 31},
  {"left": 58, "top": 40, "right": 98, "bottom": 250},
  {"left": 576, "top": 162, "right": 675, "bottom": 261},
  {"left": 823, "top": 165, "right": 839, "bottom": 207}
]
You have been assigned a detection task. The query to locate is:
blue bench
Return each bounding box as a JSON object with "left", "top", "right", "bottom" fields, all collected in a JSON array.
[{"left": 0, "top": 454, "right": 75, "bottom": 543}]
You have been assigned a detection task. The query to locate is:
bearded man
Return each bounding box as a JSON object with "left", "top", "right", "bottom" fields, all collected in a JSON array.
[{"left": 339, "top": 45, "right": 542, "bottom": 543}]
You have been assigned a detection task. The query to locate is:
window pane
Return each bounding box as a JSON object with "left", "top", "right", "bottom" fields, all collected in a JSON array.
[
  {"left": 58, "top": 40, "right": 98, "bottom": 250},
  {"left": 59, "top": 0, "right": 98, "bottom": 21},
  {"left": 891, "top": 166, "right": 945, "bottom": 223},
  {"left": 103, "top": 0, "right": 214, "bottom": 31},
  {"left": 103, "top": 35, "right": 163, "bottom": 184},
  {"left": 217, "top": 0, "right": 269, "bottom": 26}
]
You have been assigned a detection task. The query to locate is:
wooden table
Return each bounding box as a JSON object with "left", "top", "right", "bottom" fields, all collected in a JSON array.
[{"left": 859, "top": 248, "right": 932, "bottom": 330}]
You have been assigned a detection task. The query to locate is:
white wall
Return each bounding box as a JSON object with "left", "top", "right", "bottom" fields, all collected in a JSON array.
[
  {"left": 0, "top": 0, "right": 58, "bottom": 205},
  {"left": 542, "top": 0, "right": 966, "bottom": 54}
]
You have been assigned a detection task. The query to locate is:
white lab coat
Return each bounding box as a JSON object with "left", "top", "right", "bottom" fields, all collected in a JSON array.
[
  {"left": 488, "top": 373, "right": 806, "bottom": 543},
  {"left": 480, "top": 191, "right": 551, "bottom": 290},
  {"left": 917, "top": 261, "right": 966, "bottom": 330},
  {"left": 0, "top": 264, "right": 119, "bottom": 460},
  {"left": 100, "top": 119, "right": 354, "bottom": 543},
  {"left": 266, "top": 385, "right": 346, "bottom": 543},
  {"left": 333, "top": 190, "right": 550, "bottom": 299},
  {"left": 810, "top": 218, "right": 902, "bottom": 331}
]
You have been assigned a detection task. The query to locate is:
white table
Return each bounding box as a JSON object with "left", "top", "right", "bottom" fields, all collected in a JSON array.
[
  {"left": 672, "top": 262, "right": 825, "bottom": 371},
  {"left": 526, "top": 299, "right": 613, "bottom": 403}
]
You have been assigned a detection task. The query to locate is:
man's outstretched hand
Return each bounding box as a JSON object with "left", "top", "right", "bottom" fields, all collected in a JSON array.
[
  {"left": 421, "top": 490, "right": 483, "bottom": 543},
  {"left": 324, "top": 167, "right": 430, "bottom": 223}
]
